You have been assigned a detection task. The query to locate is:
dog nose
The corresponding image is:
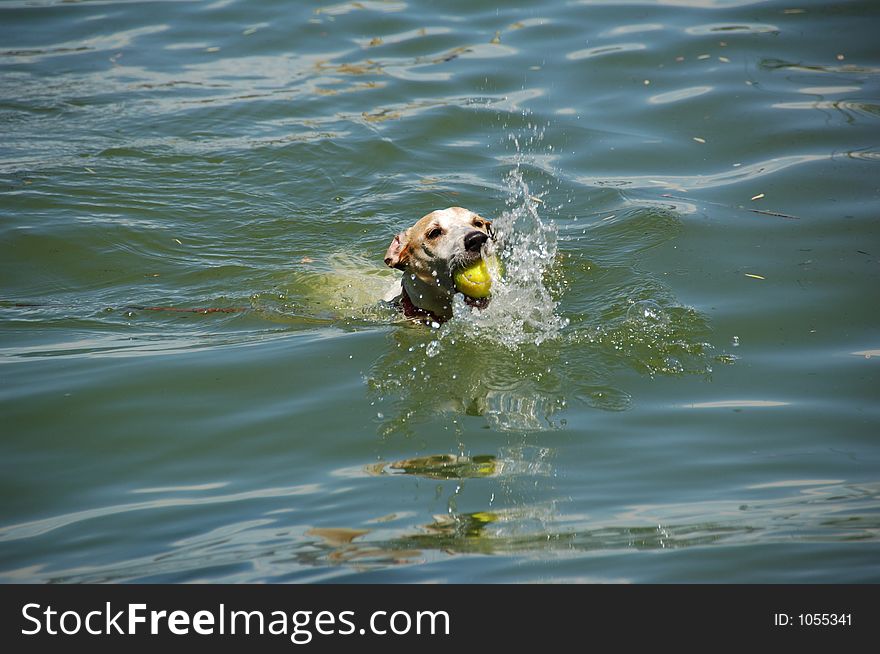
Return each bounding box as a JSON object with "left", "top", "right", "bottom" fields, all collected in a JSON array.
[{"left": 464, "top": 230, "right": 488, "bottom": 252}]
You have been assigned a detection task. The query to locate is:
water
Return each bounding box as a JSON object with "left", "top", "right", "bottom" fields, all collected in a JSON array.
[{"left": 1, "top": 0, "right": 878, "bottom": 583}]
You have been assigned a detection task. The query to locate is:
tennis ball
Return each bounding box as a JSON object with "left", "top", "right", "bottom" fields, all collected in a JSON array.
[{"left": 453, "top": 255, "right": 502, "bottom": 299}]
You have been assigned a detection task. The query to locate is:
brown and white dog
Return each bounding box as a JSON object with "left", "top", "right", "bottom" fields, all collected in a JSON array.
[{"left": 383, "top": 207, "right": 494, "bottom": 322}]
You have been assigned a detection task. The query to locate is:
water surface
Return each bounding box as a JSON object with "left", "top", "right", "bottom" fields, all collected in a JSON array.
[{"left": 1, "top": 0, "right": 879, "bottom": 583}]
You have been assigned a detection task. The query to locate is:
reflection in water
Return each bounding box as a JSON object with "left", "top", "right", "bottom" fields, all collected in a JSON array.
[
  {"left": 365, "top": 330, "right": 572, "bottom": 435},
  {"left": 231, "top": 480, "right": 880, "bottom": 571},
  {"left": 367, "top": 454, "right": 501, "bottom": 480},
  {"left": 13, "top": 480, "right": 877, "bottom": 583},
  {"left": 365, "top": 448, "right": 554, "bottom": 480}
]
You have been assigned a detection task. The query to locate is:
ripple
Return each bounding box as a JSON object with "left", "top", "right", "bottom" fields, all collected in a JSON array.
[
  {"left": 314, "top": 0, "right": 407, "bottom": 17},
  {"left": 575, "top": 386, "right": 632, "bottom": 411},
  {"left": 459, "top": 42, "right": 519, "bottom": 59},
  {"left": 845, "top": 149, "right": 880, "bottom": 161},
  {"left": 0, "top": 483, "right": 323, "bottom": 542},
  {"left": 567, "top": 43, "right": 646, "bottom": 60},
  {"left": 682, "top": 400, "right": 790, "bottom": 409},
  {"left": 602, "top": 23, "right": 665, "bottom": 37},
  {"left": 648, "top": 85, "right": 713, "bottom": 104},
  {"left": 131, "top": 482, "right": 229, "bottom": 494},
  {"left": 798, "top": 86, "right": 861, "bottom": 95},
  {"left": 761, "top": 58, "right": 880, "bottom": 74},
  {"left": 747, "top": 479, "right": 844, "bottom": 490},
  {"left": 574, "top": 299, "right": 714, "bottom": 377},
  {"left": 0, "top": 330, "right": 273, "bottom": 362},
  {"left": 772, "top": 100, "right": 880, "bottom": 122},
  {"left": 572, "top": 0, "right": 770, "bottom": 7},
  {"left": 353, "top": 26, "right": 452, "bottom": 48},
  {"left": 577, "top": 154, "right": 827, "bottom": 191},
  {"left": 13, "top": 480, "right": 877, "bottom": 582},
  {"left": 685, "top": 22, "right": 779, "bottom": 35},
  {"left": 0, "top": 25, "right": 169, "bottom": 62}
]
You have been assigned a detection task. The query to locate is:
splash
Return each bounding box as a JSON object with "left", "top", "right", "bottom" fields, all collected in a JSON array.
[
  {"left": 572, "top": 298, "right": 720, "bottom": 377},
  {"left": 442, "top": 167, "right": 569, "bottom": 349}
]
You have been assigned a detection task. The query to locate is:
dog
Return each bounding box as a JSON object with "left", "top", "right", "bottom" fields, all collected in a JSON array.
[{"left": 383, "top": 207, "right": 494, "bottom": 322}]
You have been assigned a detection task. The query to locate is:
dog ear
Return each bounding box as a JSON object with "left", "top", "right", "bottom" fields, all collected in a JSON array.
[{"left": 384, "top": 230, "right": 410, "bottom": 270}]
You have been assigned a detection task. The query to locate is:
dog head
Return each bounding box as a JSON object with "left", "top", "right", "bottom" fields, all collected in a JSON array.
[{"left": 384, "top": 207, "right": 494, "bottom": 320}]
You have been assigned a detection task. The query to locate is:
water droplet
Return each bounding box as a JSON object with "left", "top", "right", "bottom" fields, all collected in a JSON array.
[{"left": 626, "top": 299, "right": 664, "bottom": 323}]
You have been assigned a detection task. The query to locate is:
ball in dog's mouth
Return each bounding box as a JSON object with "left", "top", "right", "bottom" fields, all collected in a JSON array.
[{"left": 453, "top": 255, "right": 502, "bottom": 299}]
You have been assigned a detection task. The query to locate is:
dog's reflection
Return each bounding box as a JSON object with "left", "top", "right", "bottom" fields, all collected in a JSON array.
[{"left": 366, "top": 327, "right": 569, "bottom": 436}]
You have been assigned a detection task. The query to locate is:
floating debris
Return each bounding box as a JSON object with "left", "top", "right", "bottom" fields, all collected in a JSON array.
[
  {"left": 750, "top": 208, "right": 799, "bottom": 219},
  {"left": 744, "top": 273, "right": 765, "bottom": 280},
  {"left": 693, "top": 136, "right": 706, "bottom": 144},
  {"left": 362, "top": 108, "right": 401, "bottom": 123},
  {"left": 751, "top": 193, "right": 765, "bottom": 201}
]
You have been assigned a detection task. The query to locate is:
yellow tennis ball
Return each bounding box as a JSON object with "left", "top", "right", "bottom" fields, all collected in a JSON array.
[{"left": 454, "top": 256, "right": 502, "bottom": 299}]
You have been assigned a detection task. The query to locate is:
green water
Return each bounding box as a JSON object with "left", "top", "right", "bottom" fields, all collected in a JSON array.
[{"left": 1, "top": 0, "right": 878, "bottom": 583}]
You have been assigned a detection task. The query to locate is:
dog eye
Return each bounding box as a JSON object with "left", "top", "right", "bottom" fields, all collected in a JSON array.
[
  {"left": 473, "top": 220, "right": 484, "bottom": 228},
  {"left": 427, "top": 227, "right": 443, "bottom": 239}
]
